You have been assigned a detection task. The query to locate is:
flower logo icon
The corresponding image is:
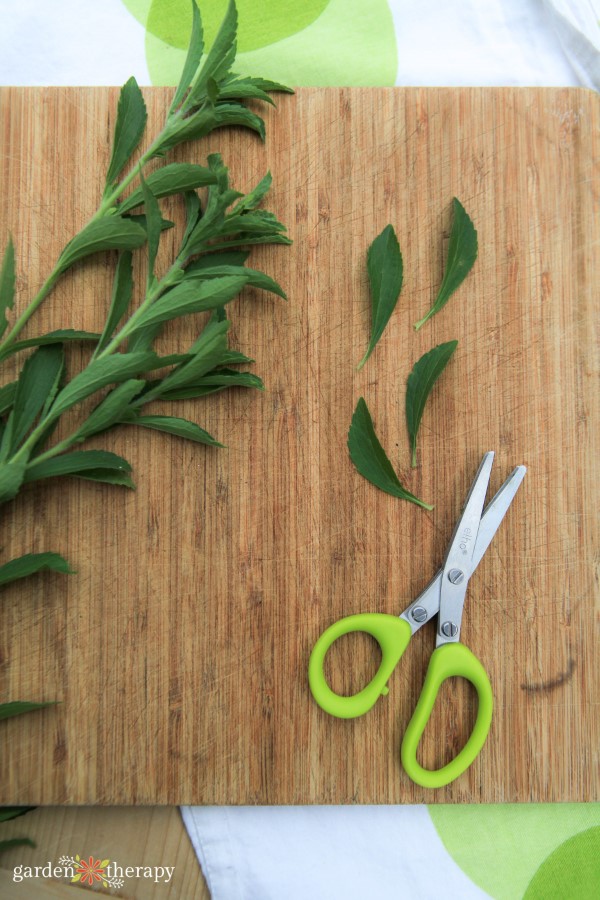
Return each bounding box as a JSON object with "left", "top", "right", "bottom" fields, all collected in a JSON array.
[{"left": 72, "top": 855, "right": 110, "bottom": 886}]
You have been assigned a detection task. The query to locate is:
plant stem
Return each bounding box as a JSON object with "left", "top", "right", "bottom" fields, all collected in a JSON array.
[
  {"left": 0, "top": 117, "right": 181, "bottom": 360},
  {"left": 93, "top": 256, "right": 186, "bottom": 361},
  {"left": 0, "top": 268, "right": 63, "bottom": 362}
]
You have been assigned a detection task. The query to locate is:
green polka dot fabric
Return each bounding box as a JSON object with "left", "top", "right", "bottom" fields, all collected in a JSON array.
[
  {"left": 121, "top": 0, "right": 397, "bottom": 86},
  {"left": 0, "top": 0, "right": 597, "bottom": 895}
]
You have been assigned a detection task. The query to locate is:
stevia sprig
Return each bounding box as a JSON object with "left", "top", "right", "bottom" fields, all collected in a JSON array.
[{"left": 0, "top": 0, "right": 292, "bottom": 362}]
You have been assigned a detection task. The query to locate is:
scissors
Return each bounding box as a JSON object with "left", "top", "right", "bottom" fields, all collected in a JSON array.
[{"left": 308, "top": 451, "right": 526, "bottom": 789}]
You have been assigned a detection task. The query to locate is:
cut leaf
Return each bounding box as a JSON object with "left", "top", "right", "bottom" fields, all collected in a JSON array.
[
  {"left": 348, "top": 397, "right": 432, "bottom": 510},
  {"left": 105, "top": 77, "right": 147, "bottom": 189},
  {"left": 0, "top": 701, "right": 56, "bottom": 721},
  {"left": 49, "top": 351, "right": 158, "bottom": 420},
  {"left": 96, "top": 252, "right": 134, "bottom": 354},
  {"left": 24, "top": 449, "right": 134, "bottom": 488},
  {"left": 358, "top": 224, "right": 403, "bottom": 369},
  {"left": 0, "top": 235, "right": 16, "bottom": 339},
  {"left": 125, "top": 415, "right": 223, "bottom": 447},
  {"left": 119, "top": 163, "right": 217, "bottom": 213},
  {"left": 414, "top": 198, "right": 478, "bottom": 330},
  {"left": 0, "top": 552, "right": 74, "bottom": 586},
  {"left": 56, "top": 218, "right": 147, "bottom": 274},
  {"left": 406, "top": 341, "right": 458, "bottom": 466}
]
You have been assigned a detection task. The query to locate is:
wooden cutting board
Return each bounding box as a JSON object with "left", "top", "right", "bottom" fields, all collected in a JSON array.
[{"left": 0, "top": 87, "right": 597, "bottom": 805}]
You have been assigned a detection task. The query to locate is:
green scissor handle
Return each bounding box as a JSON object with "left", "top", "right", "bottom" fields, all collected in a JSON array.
[
  {"left": 400, "top": 642, "right": 494, "bottom": 789},
  {"left": 308, "top": 613, "right": 412, "bottom": 719}
]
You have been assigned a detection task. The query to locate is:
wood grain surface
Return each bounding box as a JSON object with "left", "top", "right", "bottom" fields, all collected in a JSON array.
[
  {"left": 0, "top": 87, "right": 597, "bottom": 805},
  {"left": 0, "top": 807, "right": 207, "bottom": 898}
]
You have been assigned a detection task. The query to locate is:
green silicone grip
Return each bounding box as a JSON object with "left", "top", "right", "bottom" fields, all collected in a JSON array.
[
  {"left": 308, "top": 613, "right": 412, "bottom": 719},
  {"left": 400, "top": 642, "right": 493, "bottom": 788}
]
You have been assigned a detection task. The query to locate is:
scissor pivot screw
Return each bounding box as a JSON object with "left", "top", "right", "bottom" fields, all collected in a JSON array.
[
  {"left": 411, "top": 606, "right": 428, "bottom": 623},
  {"left": 441, "top": 621, "right": 459, "bottom": 638},
  {"left": 447, "top": 568, "right": 465, "bottom": 585}
]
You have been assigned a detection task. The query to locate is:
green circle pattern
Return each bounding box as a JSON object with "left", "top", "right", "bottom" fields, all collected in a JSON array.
[
  {"left": 429, "top": 804, "right": 600, "bottom": 900},
  {"left": 121, "top": 0, "right": 397, "bottom": 87}
]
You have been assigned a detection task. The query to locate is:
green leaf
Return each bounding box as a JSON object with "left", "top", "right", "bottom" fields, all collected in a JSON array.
[
  {"left": 0, "top": 552, "right": 74, "bottom": 586},
  {"left": 124, "top": 213, "right": 174, "bottom": 234},
  {"left": 184, "top": 263, "right": 286, "bottom": 298},
  {"left": 0, "top": 807, "right": 35, "bottom": 823},
  {"left": 0, "top": 235, "right": 16, "bottom": 339},
  {"left": 414, "top": 198, "right": 478, "bottom": 330},
  {"left": 133, "top": 275, "right": 248, "bottom": 332},
  {"left": 5, "top": 345, "right": 64, "bottom": 454},
  {"left": 105, "top": 76, "right": 147, "bottom": 189},
  {"left": 213, "top": 104, "right": 266, "bottom": 141},
  {"left": 358, "top": 225, "right": 403, "bottom": 369},
  {"left": 218, "top": 77, "right": 293, "bottom": 105},
  {"left": 3, "top": 329, "right": 101, "bottom": 356},
  {"left": 24, "top": 449, "right": 134, "bottom": 488},
  {"left": 126, "top": 323, "right": 164, "bottom": 354},
  {"left": 0, "top": 700, "right": 55, "bottom": 721},
  {"left": 0, "top": 461, "right": 27, "bottom": 503},
  {"left": 181, "top": 191, "right": 202, "bottom": 249},
  {"left": 161, "top": 368, "right": 263, "bottom": 399},
  {"left": 119, "top": 164, "right": 217, "bottom": 214},
  {"left": 125, "top": 415, "right": 223, "bottom": 447},
  {"left": 347, "top": 397, "right": 432, "bottom": 510},
  {"left": 139, "top": 172, "right": 162, "bottom": 288},
  {"left": 219, "top": 208, "right": 288, "bottom": 239},
  {"left": 0, "top": 838, "right": 36, "bottom": 854},
  {"left": 53, "top": 351, "right": 158, "bottom": 417},
  {"left": 49, "top": 351, "right": 158, "bottom": 420},
  {"left": 190, "top": 250, "right": 249, "bottom": 269},
  {"left": 71, "top": 378, "right": 146, "bottom": 441},
  {"left": 96, "top": 252, "right": 134, "bottom": 354},
  {"left": 406, "top": 341, "right": 458, "bottom": 467},
  {"left": 142, "top": 319, "right": 229, "bottom": 401},
  {"left": 56, "top": 218, "right": 147, "bottom": 274},
  {"left": 170, "top": 0, "right": 204, "bottom": 114},
  {"left": 188, "top": 0, "right": 238, "bottom": 104},
  {"left": 232, "top": 172, "right": 272, "bottom": 213},
  {"left": 0, "top": 381, "right": 16, "bottom": 416}
]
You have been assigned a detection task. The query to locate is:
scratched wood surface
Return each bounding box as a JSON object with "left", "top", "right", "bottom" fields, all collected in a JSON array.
[
  {"left": 0, "top": 807, "right": 208, "bottom": 898},
  {"left": 0, "top": 87, "right": 597, "bottom": 805}
]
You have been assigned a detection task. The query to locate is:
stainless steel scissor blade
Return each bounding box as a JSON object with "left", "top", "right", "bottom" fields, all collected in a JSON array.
[{"left": 400, "top": 457, "right": 526, "bottom": 636}]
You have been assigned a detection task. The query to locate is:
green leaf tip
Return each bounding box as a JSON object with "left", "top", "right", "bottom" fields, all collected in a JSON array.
[
  {"left": 105, "top": 76, "right": 147, "bottom": 190},
  {"left": 348, "top": 397, "right": 433, "bottom": 510},
  {"left": 414, "top": 198, "right": 478, "bottom": 330},
  {"left": 0, "top": 700, "right": 58, "bottom": 721},
  {"left": 358, "top": 224, "right": 403, "bottom": 369},
  {"left": 0, "top": 551, "right": 74, "bottom": 586},
  {"left": 406, "top": 340, "right": 458, "bottom": 467}
]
